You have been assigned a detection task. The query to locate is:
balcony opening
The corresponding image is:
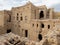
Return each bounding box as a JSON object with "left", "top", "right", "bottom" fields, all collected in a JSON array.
[
  {"left": 40, "top": 11, "right": 44, "bottom": 19},
  {"left": 7, "top": 15, "right": 11, "bottom": 22}
]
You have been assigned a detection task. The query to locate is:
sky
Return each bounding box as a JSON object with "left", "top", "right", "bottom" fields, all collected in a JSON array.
[{"left": 0, "top": 0, "right": 60, "bottom": 12}]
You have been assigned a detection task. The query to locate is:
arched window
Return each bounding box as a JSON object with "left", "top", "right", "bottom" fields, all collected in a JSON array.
[
  {"left": 41, "top": 23, "right": 44, "bottom": 28},
  {"left": 39, "top": 11, "right": 44, "bottom": 19},
  {"left": 8, "top": 15, "right": 11, "bottom": 22},
  {"left": 48, "top": 25, "right": 50, "bottom": 29}
]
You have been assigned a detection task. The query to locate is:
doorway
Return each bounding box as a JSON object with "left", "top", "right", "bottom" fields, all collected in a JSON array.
[
  {"left": 25, "top": 30, "right": 28, "bottom": 37},
  {"left": 7, "top": 29, "right": 11, "bottom": 33},
  {"left": 38, "top": 34, "right": 42, "bottom": 40}
]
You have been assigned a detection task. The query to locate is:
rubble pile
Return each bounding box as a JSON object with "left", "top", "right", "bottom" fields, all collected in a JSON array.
[
  {"left": 0, "top": 33, "right": 26, "bottom": 45},
  {"left": 0, "top": 29, "right": 60, "bottom": 45},
  {"left": 0, "top": 32, "right": 44, "bottom": 45}
]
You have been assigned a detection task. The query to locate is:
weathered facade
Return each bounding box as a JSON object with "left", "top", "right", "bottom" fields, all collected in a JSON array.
[
  {"left": 0, "top": 10, "right": 11, "bottom": 34},
  {"left": 0, "top": 2, "right": 60, "bottom": 42}
]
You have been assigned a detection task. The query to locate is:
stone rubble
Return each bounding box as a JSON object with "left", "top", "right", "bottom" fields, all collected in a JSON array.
[{"left": 0, "top": 28, "right": 60, "bottom": 45}]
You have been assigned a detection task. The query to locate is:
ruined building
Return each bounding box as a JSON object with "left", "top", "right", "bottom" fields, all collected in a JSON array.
[{"left": 0, "top": 2, "right": 60, "bottom": 43}]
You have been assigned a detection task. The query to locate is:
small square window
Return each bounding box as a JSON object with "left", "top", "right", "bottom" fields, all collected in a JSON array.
[
  {"left": 41, "top": 23, "right": 44, "bottom": 28},
  {"left": 37, "top": 24, "right": 38, "bottom": 27},
  {"left": 48, "top": 25, "right": 50, "bottom": 29},
  {"left": 20, "top": 17, "right": 23, "bottom": 21},
  {"left": 32, "top": 24, "right": 34, "bottom": 27},
  {"left": 17, "top": 13, "right": 19, "bottom": 16}
]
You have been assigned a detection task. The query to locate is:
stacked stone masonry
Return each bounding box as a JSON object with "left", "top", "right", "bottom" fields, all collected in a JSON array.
[{"left": 0, "top": 1, "right": 60, "bottom": 45}]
